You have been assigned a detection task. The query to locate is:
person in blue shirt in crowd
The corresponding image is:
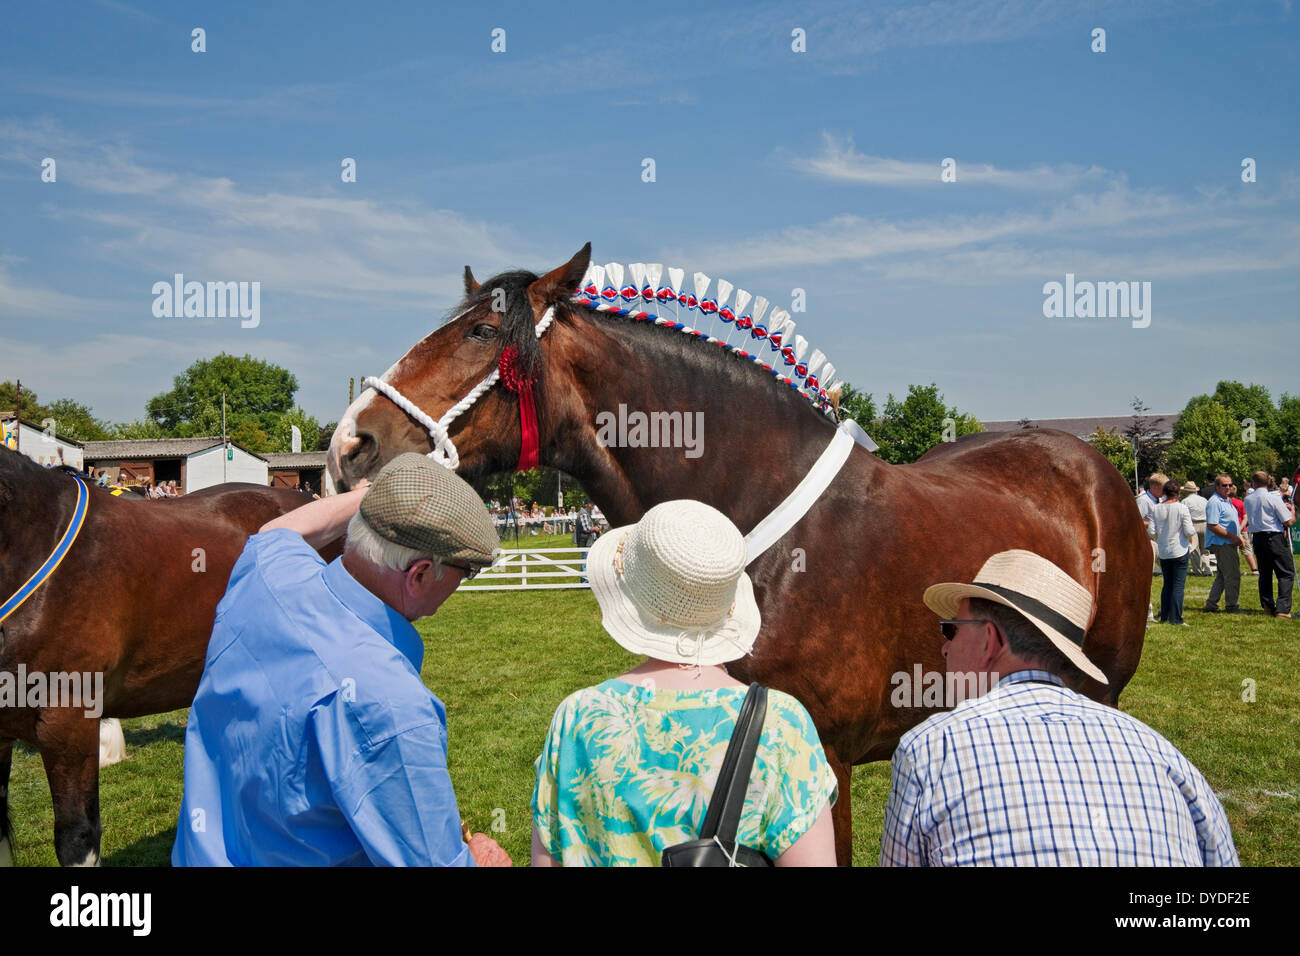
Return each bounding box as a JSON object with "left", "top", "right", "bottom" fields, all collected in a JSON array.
[
  {"left": 172, "top": 453, "right": 511, "bottom": 866},
  {"left": 1203, "top": 473, "right": 1246, "bottom": 614}
]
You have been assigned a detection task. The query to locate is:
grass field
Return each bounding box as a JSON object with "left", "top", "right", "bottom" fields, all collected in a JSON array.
[{"left": 7, "top": 550, "right": 1298, "bottom": 866}]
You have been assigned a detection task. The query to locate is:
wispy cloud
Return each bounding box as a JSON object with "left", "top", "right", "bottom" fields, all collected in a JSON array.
[{"left": 792, "top": 133, "right": 1107, "bottom": 190}]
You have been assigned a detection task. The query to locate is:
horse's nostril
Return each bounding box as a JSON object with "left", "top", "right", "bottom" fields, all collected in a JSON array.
[{"left": 344, "top": 431, "right": 378, "bottom": 482}]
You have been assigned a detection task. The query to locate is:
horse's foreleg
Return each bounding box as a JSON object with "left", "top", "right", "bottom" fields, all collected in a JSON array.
[
  {"left": 0, "top": 739, "right": 13, "bottom": 866},
  {"left": 36, "top": 714, "right": 102, "bottom": 867},
  {"left": 824, "top": 745, "right": 854, "bottom": 866}
]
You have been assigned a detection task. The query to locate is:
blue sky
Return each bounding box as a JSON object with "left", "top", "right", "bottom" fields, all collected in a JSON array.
[{"left": 1, "top": 0, "right": 1297, "bottom": 426}]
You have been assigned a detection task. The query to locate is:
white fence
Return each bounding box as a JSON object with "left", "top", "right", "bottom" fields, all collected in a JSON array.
[{"left": 458, "top": 547, "right": 592, "bottom": 591}]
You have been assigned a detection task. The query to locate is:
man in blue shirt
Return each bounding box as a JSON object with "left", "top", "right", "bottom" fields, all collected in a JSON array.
[
  {"left": 1244, "top": 471, "right": 1296, "bottom": 618},
  {"left": 173, "top": 453, "right": 509, "bottom": 866},
  {"left": 1204, "top": 474, "right": 1245, "bottom": 614}
]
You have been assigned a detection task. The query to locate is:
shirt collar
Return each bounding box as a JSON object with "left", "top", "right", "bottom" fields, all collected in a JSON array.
[
  {"left": 321, "top": 557, "right": 424, "bottom": 672},
  {"left": 995, "top": 669, "right": 1066, "bottom": 689}
]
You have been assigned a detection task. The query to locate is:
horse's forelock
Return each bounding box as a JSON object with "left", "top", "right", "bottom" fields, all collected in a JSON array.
[{"left": 451, "top": 269, "right": 545, "bottom": 382}]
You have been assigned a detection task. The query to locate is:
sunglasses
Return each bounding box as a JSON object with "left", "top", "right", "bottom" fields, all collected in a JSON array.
[
  {"left": 939, "top": 619, "right": 987, "bottom": 640},
  {"left": 446, "top": 562, "right": 481, "bottom": 581}
]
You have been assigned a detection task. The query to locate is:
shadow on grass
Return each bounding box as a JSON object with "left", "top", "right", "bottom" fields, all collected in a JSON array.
[
  {"left": 123, "top": 721, "right": 187, "bottom": 748},
  {"left": 106, "top": 828, "right": 177, "bottom": 867}
]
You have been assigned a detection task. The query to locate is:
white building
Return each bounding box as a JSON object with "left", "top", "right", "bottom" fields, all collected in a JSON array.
[
  {"left": 1, "top": 415, "right": 85, "bottom": 470},
  {"left": 81, "top": 437, "right": 268, "bottom": 493}
]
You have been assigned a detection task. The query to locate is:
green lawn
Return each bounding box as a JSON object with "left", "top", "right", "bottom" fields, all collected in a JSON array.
[{"left": 7, "top": 556, "right": 1297, "bottom": 866}]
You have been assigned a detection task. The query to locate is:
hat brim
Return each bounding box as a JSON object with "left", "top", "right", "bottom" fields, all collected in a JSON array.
[
  {"left": 923, "top": 582, "right": 1109, "bottom": 685},
  {"left": 587, "top": 525, "right": 761, "bottom": 666}
]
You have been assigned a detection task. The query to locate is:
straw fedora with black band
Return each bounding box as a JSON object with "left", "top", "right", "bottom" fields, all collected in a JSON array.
[{"left": 922, "top": 549, "right": 1108, "bottom": 685}]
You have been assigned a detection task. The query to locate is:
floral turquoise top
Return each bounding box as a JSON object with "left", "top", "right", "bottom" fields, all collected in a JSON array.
[{"left": 531, "top": 679, "right": 838, "bottom": 866}]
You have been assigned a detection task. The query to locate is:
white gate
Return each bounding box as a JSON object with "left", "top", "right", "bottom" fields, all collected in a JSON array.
[{"left": 458, "top": 547, "right": 591, "bottom": 591}]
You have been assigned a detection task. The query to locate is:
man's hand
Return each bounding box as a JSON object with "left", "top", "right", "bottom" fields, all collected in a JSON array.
[{"left": 468, "top": 832, "right": 512, "bottom": 867}]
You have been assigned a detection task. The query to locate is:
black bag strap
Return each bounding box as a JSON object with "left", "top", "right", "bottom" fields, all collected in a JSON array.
[{"left": 698, "top": 683, "right": 768, "bottom": 847}]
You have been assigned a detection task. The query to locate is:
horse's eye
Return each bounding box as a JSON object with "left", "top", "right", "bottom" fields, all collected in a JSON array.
[{"left": 470, "top": 323, "right": 498, "bottom": 342}]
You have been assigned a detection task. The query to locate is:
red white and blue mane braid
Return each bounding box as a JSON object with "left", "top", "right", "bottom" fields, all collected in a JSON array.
[{"left": 571, "top": 259, "right": 842, "bottom": 418}]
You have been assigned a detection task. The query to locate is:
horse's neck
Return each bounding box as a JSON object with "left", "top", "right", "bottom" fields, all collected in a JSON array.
[{"left": 546, "top": 312, "right": 848, "bottom": 532}]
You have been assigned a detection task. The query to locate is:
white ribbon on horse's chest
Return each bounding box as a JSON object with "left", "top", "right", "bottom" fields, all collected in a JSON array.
[{"left": 742, "top": 418, "right": 876, "bottom": 564}]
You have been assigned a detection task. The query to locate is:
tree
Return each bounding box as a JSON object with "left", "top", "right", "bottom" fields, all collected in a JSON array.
[
  {"left": 316, "top": 422, "right": 338, "bottom": 452},
  {"left": 42, "top": 398, "right": 113, "bottom": 442},
  {"left": 1087, "top": 426, "right": 1136, "bottom": 486},
  {"left": 1273, "top": 394, "right": 1300, "bottom": 480},
  {"left": 1123, "top": 396, "right": 1168, "bottom": 480},
  {"left": 873, "top": 383, "right": 982, "bottom": 465},
  {"left": 836, "top": 382, "right": 877, "bottom": 433},
  {"left": 0, "top": 380, "right": 46, "bottom": 421},
  {"left": 1017, "top": 417, "right": 1036, "bottom": 429},
  {"left": 146, "top": 353, "right": 298, "bottom": 438},
  {"left": 109, "top": 418, "right": 168, "bottom": 440},
  {"left": 1165, "top": 401, "right": 1250, "bottom": 487},
  {"left": 268, "top": 405, "right": 323, "bottom": 454}
]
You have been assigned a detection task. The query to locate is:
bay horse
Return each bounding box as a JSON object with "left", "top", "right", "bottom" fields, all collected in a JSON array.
[
  {"left": 0, "top": 449, "right": 338, "bottom": 866},
  {"left": 328, "top": 243, "right": 1150, "bottom": 864}
]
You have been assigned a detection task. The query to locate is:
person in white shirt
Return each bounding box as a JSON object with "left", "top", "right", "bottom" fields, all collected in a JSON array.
[
  {"left": 1152, "top": 480, "right": 1196, "bottom": 626},
  {"left": 1243, "top": 471, "right": 1295, "bottom": 618},
  {"left": 1137, "top": 474, "right": 1167, "bottom": 577},
  {"left": 1181, "top": 480, "right": 1210, "bottom": 576}
]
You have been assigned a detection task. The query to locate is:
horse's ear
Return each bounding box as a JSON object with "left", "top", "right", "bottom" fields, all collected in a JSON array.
[
  {"left": 463, "top": 265, "right": 480, "bottom": 297},
  {"left": 528, "top": 242, "right": 591, "bottom": 307}
]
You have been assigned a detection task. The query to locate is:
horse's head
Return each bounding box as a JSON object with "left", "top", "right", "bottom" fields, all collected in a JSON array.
[{"left": 328, "top": 242, "right": 592, "bottom": 491}]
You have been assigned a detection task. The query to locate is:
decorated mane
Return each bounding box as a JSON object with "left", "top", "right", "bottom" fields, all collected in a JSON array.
[{"left": 571, "top": 261, "right": 842, "bottom": 419}]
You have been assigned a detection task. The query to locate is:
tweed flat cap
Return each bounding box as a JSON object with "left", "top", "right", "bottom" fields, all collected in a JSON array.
[{"left": 359, "top": 453, "right": 501, "bottom": 568}]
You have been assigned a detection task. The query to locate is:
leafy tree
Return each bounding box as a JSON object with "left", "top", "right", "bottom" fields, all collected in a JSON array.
[
  {"left": 1166, "top": 401, "right": 1250, "bottom": 487},
  {"left": 229, "top": 419, "right": 271, "bottom": 454},
  {"left": 873, "top": 383, "right": 982, "bottom": 465},
  {"left": 316, "top": 422, "right": 338, "bottom": 452},
  {"left": 1209, "top": 381, "right": 1276, "bottom": 448},
  {"left": 1087, "top": 426, "right": 1136, "bottom": 486},
  {"left": 109, "top": 418, "right": 168, "bottom": 440},
  {"left": 1123, "top": 396, "right": 1169, "bottom": 480},
  {"left": 1273, "top": 394, "right": 1300, "bottom": 480},
  {"left": 0, "top": 380, "right": 46, "bottom": 421},
  {"left": 268, "top": 406, "right": 322, "bottom": 454},
  {"left": 836, "top": 382, "right": 877, "bottom": 432},
  {"left": 146, "top": 353, "right": 298, "bottom": 439},
  {"left": 43, "top": 398, "right": 113, "bottom": 442}
]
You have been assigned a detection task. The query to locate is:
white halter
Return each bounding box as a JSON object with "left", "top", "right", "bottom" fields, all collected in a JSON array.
[{"left": 363, "top": 305, "right": 557, "bottom": 470}]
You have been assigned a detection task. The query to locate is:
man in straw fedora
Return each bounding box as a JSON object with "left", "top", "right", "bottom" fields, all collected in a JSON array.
[
  {"left": 880, "top": 549, "right": 1237, "bottom": 866},
  {"left": 173, "top": 453, "right": 511, "bottom": 866}
]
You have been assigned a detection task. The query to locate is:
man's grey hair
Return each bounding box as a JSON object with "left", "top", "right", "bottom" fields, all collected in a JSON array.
[
  {"left": 968, "top": 597, "right": 1083, "bottom": 684},
  {"left": 345, "top": 512, "right": 444, "bottom": 578}
]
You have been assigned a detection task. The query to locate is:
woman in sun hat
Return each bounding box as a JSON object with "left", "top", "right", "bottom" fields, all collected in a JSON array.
[{"left": 529, "top": 499, "right": 838, "bottom": 867}]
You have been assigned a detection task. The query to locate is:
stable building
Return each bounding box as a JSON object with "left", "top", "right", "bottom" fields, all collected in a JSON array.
[
  {"left": 1, "top": 414, "right": 85, "bottom": 470},
  {"left": 81, "top": 437, "right": 269, "bottom": 493},
  {"left": 264, "top": 451, "right": 332, "bottom": 496}
]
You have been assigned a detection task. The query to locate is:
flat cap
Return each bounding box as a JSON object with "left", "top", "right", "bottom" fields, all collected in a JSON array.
[{"left": 359, "top": 453, "right": 501, "bottom": 569}]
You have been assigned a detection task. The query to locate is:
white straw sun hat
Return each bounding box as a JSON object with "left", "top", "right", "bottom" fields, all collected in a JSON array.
[
  {"left": 922, "top": 549, "right": 1108, "bottom": 685},
  {"left": 587, "top": 500, "right": 761, "bottom": 666}
]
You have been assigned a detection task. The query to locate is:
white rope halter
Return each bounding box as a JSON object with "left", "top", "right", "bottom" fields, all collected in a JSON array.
[{"left": 363, "top": 305, "right": 556, "bottom": 470}]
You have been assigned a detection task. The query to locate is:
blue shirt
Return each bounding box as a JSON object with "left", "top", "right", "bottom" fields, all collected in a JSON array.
[
  {"left": 172, "top": 529, "right": 473, "bottom": 867},
  {"left": 1204, "top": 493, "right": 1239, "bottom": 546},
  {"left": 880, "top": 670, "right": 1238, "bottom": 867},
  {"left": 1244, "top": 489, "right": 1291, "bottom": 534}
]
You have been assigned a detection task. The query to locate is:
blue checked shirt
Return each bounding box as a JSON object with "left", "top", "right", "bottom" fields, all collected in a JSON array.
[
  {"left": 172, "top": 529, "right": 473, "bottom": 867},
  {"left": 880, "top": 670, "right": 1238, "bottom": 867}
]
